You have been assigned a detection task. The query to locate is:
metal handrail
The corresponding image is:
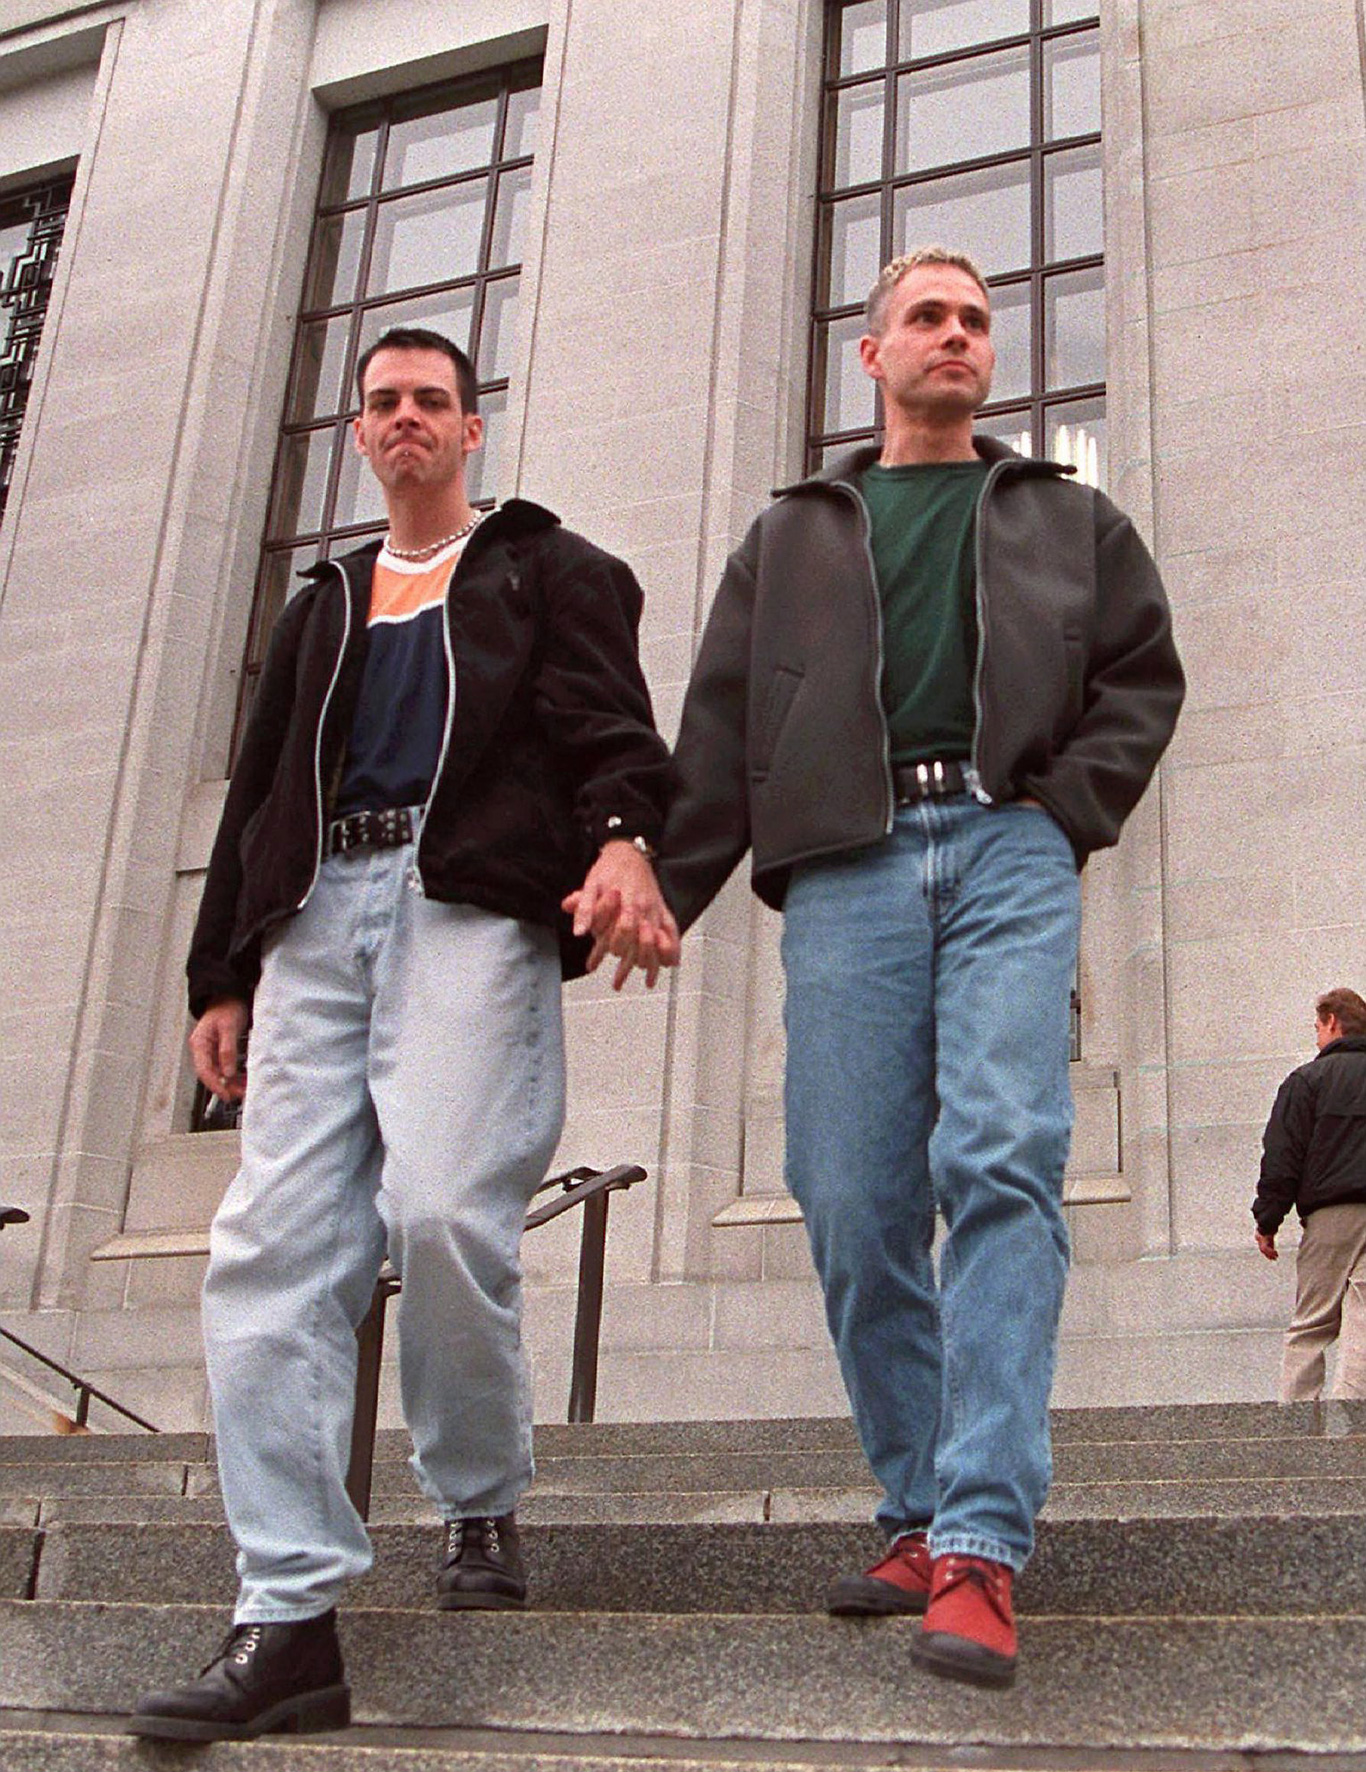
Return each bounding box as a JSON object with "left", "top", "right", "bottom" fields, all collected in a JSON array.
[
  {"left": 0, "top": 1324, "right": 161, "bottom": 1434},
  {"left": 344, "top": 1161, "right": 646, "bottom": 1518},
  {"left": 0, "top": 1160, "right": 643, "bottom": 1486},
  {"left": 1, "top": 1205, "right": 160, "bottom": 1434}
]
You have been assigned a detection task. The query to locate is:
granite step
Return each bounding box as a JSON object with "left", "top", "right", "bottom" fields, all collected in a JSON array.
[
  {"left": 0, "top": 1525, "right": 37, "bottom": 1598},
  {"left": 24, "top": 1473, "right": 1366, "bottom": 1530},
  {"left": 0, "top": 1460, "right": 189, "bottom": 1498},
  {"left": 5, "top": 1601, "right": 1366, "bottom": 1754},
  {"left": 4, "top": 1406, "right": 1364, "bottom": 1511},
  {"left": 1, "top": 1400, "right": 1358, "bottom": 1476},
  {"left": 28, "top": 1514, "right": 1366, "bottom": 1617},
  {"left": 174, "top": 1437, "right": 1366, "bottom": 1505},
  {"left": 524, "top": 1401, "right": 1366, "bottom": 1454},
  {"left": 0, "top": 1433, "right": 207, "bottom": 1465},
  {"left": 0, "top": 1716, "right": 1295, "bottom": 1772},
  {"left": 405, "top": 1438, "right": 1366, "bottom": 1498}
]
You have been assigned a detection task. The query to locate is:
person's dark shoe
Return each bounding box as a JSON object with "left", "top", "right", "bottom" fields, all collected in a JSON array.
[
  {"left": 436, "top": 1512, "right": 526, "bottom": 1610},
  {"left": 911, "top": 1554, "right": 1018, "bottom": 1689},
  {"left": 128, "top": 1610, "right": 349, "bottom": 1740},
  {"left": 827, "top": 1529, "right": 932, "bottom": 1616}
]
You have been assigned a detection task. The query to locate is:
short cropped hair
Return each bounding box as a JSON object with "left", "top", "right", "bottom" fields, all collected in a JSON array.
[
  {"left": 865, "top": 246, "right": 990, "bottom": 336},
  {"left": 1316, "top": 988, "right": 1366, "bottom": 1036},
  {"left": 355, "top": 327, "right": 479, "bottom": 414}
]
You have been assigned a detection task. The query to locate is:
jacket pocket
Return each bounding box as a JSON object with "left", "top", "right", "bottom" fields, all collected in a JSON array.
[
  {"left": 751, "top": 665, "right": 804, "bottom": 781},
  {"left": 1058, "top": 624, "right": 1086, "bottom": 741}
]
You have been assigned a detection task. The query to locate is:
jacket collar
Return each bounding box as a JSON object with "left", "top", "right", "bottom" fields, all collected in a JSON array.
[
  {"left": 297, "top": 498, "right": 562, "bottom": 588},
  {"left": 1316, "top": 1037, "right": 1366, "bottom": 1058},
  {"left": 773, "top": 434, "right": 1072, "bottom": 499}
]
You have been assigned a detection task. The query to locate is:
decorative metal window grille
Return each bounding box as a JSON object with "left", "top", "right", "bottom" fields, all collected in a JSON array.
[
  {"left": 239, "top": 60, "right": 543, "bottom": 725},
  {"left": 811, "top": 0, "right": 1104, "bottom": 485},
  {"left": 0, "top": 174, "right": 74, "bottom": 523}
]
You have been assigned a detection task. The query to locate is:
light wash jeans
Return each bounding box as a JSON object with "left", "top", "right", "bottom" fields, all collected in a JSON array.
[
  {"left": 202, "top": 843, "right": 565, "bottom": 1622},
  {"left": 781, "top": 797, "right": 1080, "bottom": 1570}
]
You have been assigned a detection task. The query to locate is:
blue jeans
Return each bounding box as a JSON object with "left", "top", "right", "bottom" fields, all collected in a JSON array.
[
  {"left": 202, "top": 843, "right": 565, "bottom": 1621},
  {"left": 781, "top": 798, "right": 1080, "bottom": 1569}
]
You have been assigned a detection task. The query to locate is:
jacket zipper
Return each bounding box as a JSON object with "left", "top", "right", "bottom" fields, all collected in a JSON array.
[
  {"left": 297, "top": 561, "right": 353, "bottom": 911},
  {"left": 411, "top": 552, "right": 465, "bottom": 895},
  {"left": 968, "top": 460, "right": 1015, "bottom": 805},
  {"left": 836, "top": 480, "right": 895, "bottom": 837}
]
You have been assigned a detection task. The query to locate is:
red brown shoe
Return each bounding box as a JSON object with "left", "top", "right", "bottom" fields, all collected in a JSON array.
[
  {"left": 826, "top": 1530, "right": 932, "bottom": 1616},
  {"left": 911, "top": 1554, "right": 1017, "bottom": 1688}
]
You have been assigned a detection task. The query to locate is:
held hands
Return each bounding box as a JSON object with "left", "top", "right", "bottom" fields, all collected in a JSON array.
[
  {"left": 189, "top": 998, "right": 250, "bottom": 1104},
  {"left": 563, "top": 840, "right": 680, "bottom": 990}
]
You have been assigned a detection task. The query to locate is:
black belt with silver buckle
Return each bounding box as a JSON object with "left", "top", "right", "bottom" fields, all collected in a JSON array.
[
  {"left": 325, "top": 805, "right": 421, "bottom": 857},
  {"left": 892, "top": 759, "right": 970, "bottom": 805}
]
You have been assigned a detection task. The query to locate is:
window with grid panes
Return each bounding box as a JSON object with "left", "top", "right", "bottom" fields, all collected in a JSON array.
[
  {"left": 811, "top": 0, "right": 1104, "bottom": 489},
  {"left": 193, "top": 66, "right": 540, "bottom": 1134},
  {"left": 240, "top": 61, "right": 542, "bottom": 723}
]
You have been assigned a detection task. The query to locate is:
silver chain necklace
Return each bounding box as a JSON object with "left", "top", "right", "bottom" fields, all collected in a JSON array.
[{"left": 383, "top": 511, "right": 482, "bottom": 562}]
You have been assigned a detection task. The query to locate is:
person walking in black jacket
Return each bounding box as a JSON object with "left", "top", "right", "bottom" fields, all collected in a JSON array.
[
  {"left": 1254, "top": 987, "right": 1366, "bottom": 1400},
  {"left": 131, "top": 328, "right": 677, "bottom": 1742},
  {"left": 575, "top": 248, "right": 1183, "bottom": 1688}
]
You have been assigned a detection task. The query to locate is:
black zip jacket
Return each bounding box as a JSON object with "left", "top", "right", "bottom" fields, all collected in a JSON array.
[
  {"left": 659, "top": 437, "right": 1184, "bottom": 930},
  {"left": 187, "top": 500, "right": 673, "bottom": 1015},
  {"left": 1254, "top": 1037, "right": 1366, "bottom": 1234}
]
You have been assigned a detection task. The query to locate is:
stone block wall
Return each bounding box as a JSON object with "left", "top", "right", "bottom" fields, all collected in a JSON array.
[{"left": 0, "top": 0, "right": 1361, "bottom": 1428}]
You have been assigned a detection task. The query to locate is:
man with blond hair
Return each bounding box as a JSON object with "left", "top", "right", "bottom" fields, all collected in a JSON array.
[
  {"left": 1255, "top": 987, "right": 1366, "bottom": 1399},
  {"left": 578, "top": 246, "right": 1182, "bottom": 1686}
]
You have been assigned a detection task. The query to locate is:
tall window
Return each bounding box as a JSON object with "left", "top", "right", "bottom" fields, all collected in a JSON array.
[
  {"left": 0, "top": 173, "right": 73, "bottom": 524},
  {"left": 242, "top": 62, "right": 542, "bottom": 712},
  {"left": 195, "top": 67, "right": 540, "bottom": 1133},
  {"left": 810, "top": 0, "right": 1103, "bottom": 485}
]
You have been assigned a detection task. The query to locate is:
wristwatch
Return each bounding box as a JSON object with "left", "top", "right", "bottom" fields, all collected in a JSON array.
[{"left": 603, "top": 815, "right": 657, "bottom": 861}]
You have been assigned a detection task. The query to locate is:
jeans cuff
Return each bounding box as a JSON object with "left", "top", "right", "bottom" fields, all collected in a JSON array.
[
  {"left": 881, "top": 1518, "right": 933, "bottom": 1541},
  {"left": 928, "top": 1530, "right": 1024, "bottom": 1572},
  {"left": 233, "top": 1605, "right": 337, "bottom": 1626}
]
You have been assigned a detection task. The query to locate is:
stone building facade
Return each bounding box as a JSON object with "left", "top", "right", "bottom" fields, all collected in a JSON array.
[{"left": 0, "top": 0, "right": 1355, "bottom": 1431}]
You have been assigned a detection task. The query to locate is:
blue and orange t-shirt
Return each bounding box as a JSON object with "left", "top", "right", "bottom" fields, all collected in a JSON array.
[{"left": 334, "top": 534, "right": 472, "bottom": 816}]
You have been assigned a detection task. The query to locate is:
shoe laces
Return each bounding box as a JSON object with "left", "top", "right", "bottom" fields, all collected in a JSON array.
[
  {"left": 937, "top": 1556, "right": 1011, "bottom": 1618},
  {"left": 203, "top": 1623, "right": 262, "bottom": 1676},
  {"left": 445, "top": 1516, "right": 502, "bottom": 1561}
]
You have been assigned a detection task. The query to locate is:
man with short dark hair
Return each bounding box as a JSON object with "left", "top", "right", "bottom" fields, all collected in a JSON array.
[
  {"left": 131, "top": 328, "right": 677, "bottom": 1740},
  {"left": 1255, "top": 987, "right": 1366, "bottom": 1400},
  {"left": 578, "top": 247, "right": 1183, "bottom": 1687}
]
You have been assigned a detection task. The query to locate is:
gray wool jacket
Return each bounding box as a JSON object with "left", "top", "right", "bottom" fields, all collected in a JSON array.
[{"left": 658, "top": 436, "right": 1184, "bottom": 932}]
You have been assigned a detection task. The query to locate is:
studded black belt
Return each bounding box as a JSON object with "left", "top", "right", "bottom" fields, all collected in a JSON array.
[
  {"left": 325, "top": 805, "right": 422, "bottom": 857},
  {"left": 892, "top": 760, "right": 971, "bottom": 804}
]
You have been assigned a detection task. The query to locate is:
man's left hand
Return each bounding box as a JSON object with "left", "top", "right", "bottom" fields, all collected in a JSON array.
[
  {"left": 1255, "top": 1229, "right": 1278, "bottom": 1261},
  {"left": 563, "top": 841, "right": 680, "bottom": 989}
]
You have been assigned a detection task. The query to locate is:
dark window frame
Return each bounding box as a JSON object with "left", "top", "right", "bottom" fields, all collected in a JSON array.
[
  {"left": 235, "top": 58, "right": 543, "bottom": 749},
  {"left": 809, "top": 1, "right": 1103, "bottom": 472}
]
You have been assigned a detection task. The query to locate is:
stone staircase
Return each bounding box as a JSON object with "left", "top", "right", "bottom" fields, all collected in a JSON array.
[{"left": 2, "top": 1404, "right": 1366, "bottom": 1769}]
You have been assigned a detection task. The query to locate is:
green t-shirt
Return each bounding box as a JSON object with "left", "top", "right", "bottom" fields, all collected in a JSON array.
[{"left": 861, "top": 460, "right": 987, "bottom": 767}]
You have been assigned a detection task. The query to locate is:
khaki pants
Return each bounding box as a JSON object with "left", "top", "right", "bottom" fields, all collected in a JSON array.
[{"left": 1281, "top": 1201, "right": 1366, "bottom": 1400}]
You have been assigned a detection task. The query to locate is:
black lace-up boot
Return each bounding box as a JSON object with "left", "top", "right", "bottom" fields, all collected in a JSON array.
[
  {"left": 436, "top": 1512, "right": 526, "bottom": 1609},
  {"left": 128, "top": 1610, "right": 349, "bottom": 1740}
]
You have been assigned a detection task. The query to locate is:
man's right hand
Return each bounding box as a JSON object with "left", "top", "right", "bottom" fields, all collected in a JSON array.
[
  {"left": 1255, "top": 1229, "right": 1278, "bottom": 1261},
  {"left": 189, "top": 998, "right": 249, "bottom": 1103}
]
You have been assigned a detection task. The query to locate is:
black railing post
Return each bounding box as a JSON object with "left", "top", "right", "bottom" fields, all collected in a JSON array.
[
  {"left": 74, "top": 1386, "right": 90, "bottom": 1429},
  {"left": 333, "top": 1164, "right": 643, "bottom": 1514},
  {"left": 567, "top": 1187, "right": 610, "bottom": 1423},
  {"left": 345, "top": 1273, "right": 397, "bottom": 1521}
]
